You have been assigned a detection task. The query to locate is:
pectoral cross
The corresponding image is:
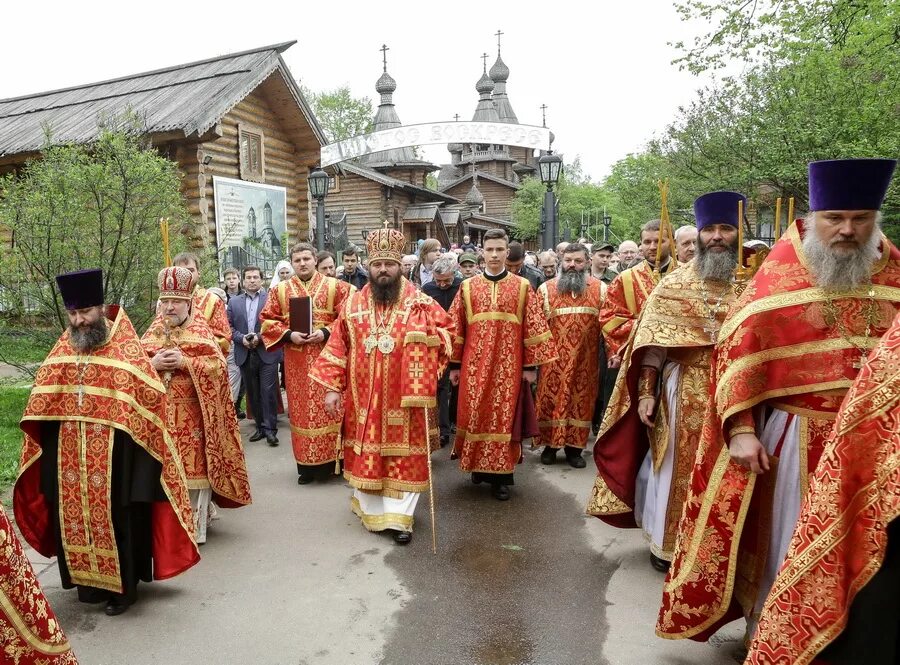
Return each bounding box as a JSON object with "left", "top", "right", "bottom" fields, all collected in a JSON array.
[
  {"left": 703, "top": 323, "right": 719, "bottom": 343},
  {"left": 364, "top": 334, "right": 378, "bottom": 355},
  {"left": 77, "top": 384, "right": 85, "bottom": 408},
  {"left": 853, "top": 353, "right": 867, "bottom": 370}
]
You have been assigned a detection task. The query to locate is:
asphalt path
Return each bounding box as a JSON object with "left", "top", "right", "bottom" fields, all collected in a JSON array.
[{"left": 27, "top": 415, "right": 744, "bottom": 664}]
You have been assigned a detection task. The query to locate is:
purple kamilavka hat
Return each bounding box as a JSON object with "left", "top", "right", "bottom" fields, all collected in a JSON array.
[
  {"left": 808, "top": 158, "right": 897, "bottom": 211},
  {"left": 693, "top": 191, "right": 747, "bottom": 229},
  {"left": 56, "top": 268, "right": 104, "bottom": 310}
]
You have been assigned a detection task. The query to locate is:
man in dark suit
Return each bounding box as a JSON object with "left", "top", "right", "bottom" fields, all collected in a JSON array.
[
  {"left": 422, "top": 255, "right": 462, "bottom": 446},
  {"left": 227, "top": 266, "right": 282, "bottom": 446}
]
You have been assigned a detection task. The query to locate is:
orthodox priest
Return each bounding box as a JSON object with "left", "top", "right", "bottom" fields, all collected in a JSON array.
[
  {"left": 599, "top": 219, "right": 674, "bottom": 362},
  {"left": 658, "top": 158, "right": 900, "bottom": 642},
  {"left": 260, "top": 243, "right": 353, "bottom": 484},
  {"left": 535, "top": 243, "right": 606, "bottom": 468},
  {"left": 587, "top": 192, "right": 742, "bottom": 573},
  {"left": 310, "top": 226, "right": 451, "bottom": 545},
  {"left": 1, "top": 505, "right": 77, "bottom": 664},
  {"left": 14, "top": 269, "right": 199, "bottom": 617},
  {"left": 449, "top": 229, "right": 557, "bottom": 501},
  {"left": 173, "top": 251, "right": 232, "bottom": 355},
  {"left": 747, "top": 309, "right": 900, "bottom": 665},
  {"left": 142, "top": 266, "right": 252, "bottom": 544}
]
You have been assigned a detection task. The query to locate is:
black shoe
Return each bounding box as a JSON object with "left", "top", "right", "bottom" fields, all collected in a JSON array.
[
  {"left": 297, "top": 474, "right": 315, "bottom": 485},
  {"left": 566, "top": 453, "right": 587, "bottom": 469},
  {"left": 392, "top": 531, "right": 412, "bottom": 545},
  {"left": 540, "top": 447, "right": 558, "bottom": 465},
  {"left": 104, "top": 598, "right": 130, "bottom": 616},
  {"left": 236, "top": 411, "right": 247, "bottom": 420},
  {"left": 471, "top": 474, "right": 482, "bottom": 485},
  {"left": 266, "top": 434, "right": 279, "bottom": 446},
  {"left": 492, "top": 484, "right": 511, "bottom": 501},
  {"left": 248, "top": 430, "right": 265, "bottom": 442},
  {"left": 650, "top": 553, "right": 671, "bottom": 572}
]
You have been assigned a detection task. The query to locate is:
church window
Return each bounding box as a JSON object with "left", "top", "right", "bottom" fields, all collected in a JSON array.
[{"left": 238, "top": 123, "right": 265, "bottom": 182}]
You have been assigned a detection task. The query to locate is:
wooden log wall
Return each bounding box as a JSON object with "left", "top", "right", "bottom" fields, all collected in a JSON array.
[
  {"left": 176, "top": 88, "right": 314, "bottom": 260},
  {"left": 443, "top": 178, "right": 516, "bottom": 221}
]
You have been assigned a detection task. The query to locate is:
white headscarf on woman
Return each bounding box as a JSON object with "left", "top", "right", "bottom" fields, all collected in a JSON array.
[{"left": 269, "top": 260, "right": 294, "bottom": 289}]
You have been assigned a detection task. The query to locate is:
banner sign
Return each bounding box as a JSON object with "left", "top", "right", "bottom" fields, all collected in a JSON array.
[{"left": 320, "top": 121, "right": 551, "bottom": 167}]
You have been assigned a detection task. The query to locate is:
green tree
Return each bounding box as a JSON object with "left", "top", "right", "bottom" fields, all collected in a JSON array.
[
  {"left": 303, "top": 85, "right": 374, "bottom": 142},
  {"left": 600, "top": 0, "right": 899, "bottom": 242},
  {"left": 0, "top": 117, "right": 190, "bottom": 346}
]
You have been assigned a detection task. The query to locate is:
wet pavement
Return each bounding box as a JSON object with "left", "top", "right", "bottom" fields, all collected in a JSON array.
[{"left": 28, "top": 416, "right": 744, "bottom": 664}]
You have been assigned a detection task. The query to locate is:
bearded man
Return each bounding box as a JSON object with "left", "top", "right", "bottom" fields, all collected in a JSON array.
[
  {"left": 658, "top": 158, "right": 900, "bottom": 643},
  {"left": 587, "top": 192, "right": 742, "bottom": 572},
  {"left": 310, "top": 226, "right": 451, "bottom": 544},
  {"left": 536, "top": 243, "right": 606, "bottom": 468},
  {"left": 142, "top": 267, "right": 251, "bottom": 544},
  {"left": 14, "top": 269, "right": 199, "bottom": 617},
  {"left": 260, "top": 243, "right": 354, "bottom": 484}
]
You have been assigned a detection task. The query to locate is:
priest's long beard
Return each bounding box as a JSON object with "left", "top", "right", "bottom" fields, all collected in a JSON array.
[
  {"left": 557, "top": 267, "right": 587, "bottom": 295},
  {"left": 371, "top": 275, "right": 402, "bottom": 305},
  {"left": 802, "top": 221, "right": 880, "bottom": 289},
  {"left": 695, "top": 243, "right": 738, "bottom": 282},
  {"left": 69, "top": 319, "right": 108, "bottom": 352}
]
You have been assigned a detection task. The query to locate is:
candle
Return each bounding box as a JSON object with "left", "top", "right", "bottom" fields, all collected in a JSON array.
[
  {"left": 737, "top": 199, "right": 744, "bottom": 268},
  {"left": 774, "top": 197, "right": 782, "bottom": 242}
]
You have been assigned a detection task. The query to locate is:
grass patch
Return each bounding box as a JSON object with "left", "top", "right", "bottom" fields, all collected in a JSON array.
[
  {"left": 0, "top": 386, "right": 30, "bottom": 497},
  {"left": 0, "top": 328, "right": 56, "bottom": 366}
]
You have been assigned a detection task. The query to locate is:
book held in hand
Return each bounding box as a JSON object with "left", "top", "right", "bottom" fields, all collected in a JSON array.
[{"left": 289, "top": 296, "right": 313, "bottom": 336}]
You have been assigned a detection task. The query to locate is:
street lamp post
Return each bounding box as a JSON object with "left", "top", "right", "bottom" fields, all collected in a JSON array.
[
  {"left": 308, "top": 165, "right": 330, "bottom": 251},
  {"left": 602, "top": 214, "right": 612, "bottom": 242},
  {"left": 538, "top": 151, "right": 563, "bottom": 249}
]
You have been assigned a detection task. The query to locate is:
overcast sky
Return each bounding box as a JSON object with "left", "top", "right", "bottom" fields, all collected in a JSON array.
[{"left": 3, "top": 0, "right": 711, "bottom": 182}]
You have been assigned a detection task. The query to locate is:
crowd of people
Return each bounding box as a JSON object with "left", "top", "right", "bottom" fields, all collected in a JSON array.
[{"left": 3, "top": 157, "right": 899, "bottom": 665}]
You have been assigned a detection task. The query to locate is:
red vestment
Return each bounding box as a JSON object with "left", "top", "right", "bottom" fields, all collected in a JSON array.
[
  {"left": 260, "top": 272, "right": 353, "bottom": 468},
  {"left": 310, "top": 278, "right": 451, "bottom": 495},
  {"left": 535, "top": 276, "right": 606, "bottom": 449},
  {"left": 142, "top": 310, "right": 252, "bottom": 508},
  {"left": 657, "top": 221, "right": 900, "bottom": 640},
  {"left": 14, "top": 306, "right": 199, "bottom": 593},
  {"left": 599, "top": 260, "right": 669, "bottom": 356},
  {"left": 194, "top": 286, "right": 231, "bottom": 355},
  {"left": 587, "top": 262, "right": 737, "bottom": 558},
  {"left": 746, "top": 308, "right": 900, "bottom": 664},
  {"left": 449, "top": 273, "right": 557, "bottom": 475},
  {"left": 1, "top": 505, "right": 78, "bottom": 664}
]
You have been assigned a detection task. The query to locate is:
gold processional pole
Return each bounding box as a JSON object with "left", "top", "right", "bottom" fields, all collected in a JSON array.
[
  {"left": 656, "top": 180, "right": 675, "bottom": 278},
  {"left": 160, "top": 217, "right": 171, "bottom": 266}
]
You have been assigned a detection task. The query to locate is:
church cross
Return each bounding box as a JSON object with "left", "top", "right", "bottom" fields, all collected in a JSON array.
[
  {"left": 481, "top": 53, "right": 489, "bottom": 72},
  {"left": 495, "top": 29, "right": 504, "bottom": 54},
  {"left": 540, "top": 104, "right": 548, "bottom": 128},
  {"left": 382, "top": 219, "right": 391, "bottom": 228},
  {"left": 380, "top": 44, "right": 390, "bottom": 72},
  {"left": 453, "top": 113, "right": 460, "bottom": 122}
]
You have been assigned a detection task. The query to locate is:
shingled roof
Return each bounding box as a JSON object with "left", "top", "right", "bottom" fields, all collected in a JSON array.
[{"left": 0, "top": 41, "right": 326, "bottom": 158}]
